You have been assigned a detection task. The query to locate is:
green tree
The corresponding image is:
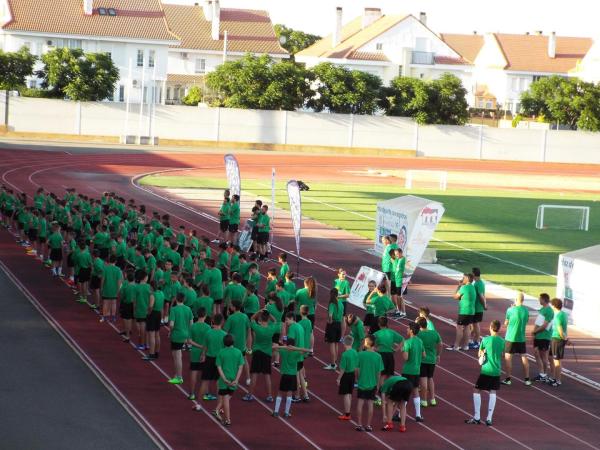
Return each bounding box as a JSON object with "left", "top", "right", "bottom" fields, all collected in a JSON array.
[
  {"left": 37, "top": 48, "right": 119, "bottom": 101},
  {"left": 206, "top": 53, "right": 311, "bottom": 110},
  {"left": 428, "top": 73, "right": 469, "bottom": 125},
  {"left": 182, "top": 85, "right": 203, "bottom": 106},
  {"left": 308, "top": 63, "right": 382, "bottom": 114},
  {"left": 380, "top": 77, "right": 429, "bottom": 122},
  {"left": 273, "top": 24, "right": 321, "bottom": 57},
  {"left": 0, "top": 46, "right": 36, "bottom": 125}
]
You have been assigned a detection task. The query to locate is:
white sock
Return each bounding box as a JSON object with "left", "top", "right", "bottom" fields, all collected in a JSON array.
[
  {"left": 413, "top": 396, "right": 421, "bottom": 417},
  {"left": 285, "top": 396, "right": 292, "bottom": 414},
  {"left": 487, "top": 393, "right": 497, "bottom": 422},
  {"left": 473, "top": 393, "right": 481, "bottom": 420},
  {"left": 274, "top": 396, "right": 282, "bottom": 413},
  {"left": 540, "top": 372, "right": 546, "bottom": 377},
  {"left": 51, "top": 267, "right": 57, "bottom": 275}
]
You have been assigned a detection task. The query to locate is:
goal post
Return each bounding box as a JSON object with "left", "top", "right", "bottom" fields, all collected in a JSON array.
[
  {"left": 536, "top": 204, "right": 590, "bottom": 231},
  {"left": 404, "top": 170, "right": 448, "bottom": 191}
]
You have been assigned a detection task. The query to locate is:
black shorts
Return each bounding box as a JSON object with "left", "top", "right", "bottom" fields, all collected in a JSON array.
[
  {"left": 190, "top": 361, "right": 204, "bottom": 371},
  {"left": 27, "top": 228, "right": 38, "bottom": 242},
  {"left": 228, "top": 223, "right": 239, "bottom": 233},
  {"left": 50, "top": 248, "right": 63, "bottom": 262},
  {"left": 218, "top": 388, "right": 235, "bottom": 397},
  {"left": 219, "top": 220, "right": 229, "bottom": 232},
  {"left": 534, "top": 339, "right": 550, "bottom": 351},
  {"left": 369, "top": 321, "right": 380, "bottom": 336},
  {"left": 78, "top": 267, "right": 91, "bottom": 283},
  {"left": 272, "top": 333, "right": 281, "bottom": 344},
  {"left": 550, "top": 339, "right": 566, "bottom": 360},
  {"left": 90, "top": 276, "right": 102, "bottom": 290},
  {"left": 357, "top": 388, "right": 376, "bottom": 400},
  {"left": 214, "top": 298, "right": 223, "bottom": 305},
  {"left": 67, "top": 252, "right": 74, "bottom": 268},
  {"left": 120, "top": 302, "right": 133, "bottom": 320},
  {"left": 135, "top": 317, "right": 147, "bottom": 323},
  {"left": 38, "top": 236, "right": 47, "bottom": 244},
  {"left": 473, "top": 312, "right": 484, "bottom": 323},
  {"left": 475, "top": 374, "right": 501, "bottom": 391},
  {"left": 402, "top": 373, "right": 420, "bottom": 388},
  {"left": 201, "top": 356, "right": 219, "bottom": 380},
  {"left": 146, "top": 310, "right": 162, "bottom": 332},
  {"left": 363, "top": 313, "right": 375, "bottom": 328},
  {"left": 505, "top": 341, "right": 526, "bottom": 354},
  {"left": 387, "top": 379, "right": 413, "bottom": 402},
  {"left": 279, "top": 374, "right": 297, "bottom": 392},
  {"left": 457, "top": 314, "right": 473, "bottom": 326},
  {"left": 338, "top": 372, "right": 355, "bottom": 395},
  {"left": 390, "top": 281, "right": 398, "bottom": 296},
  {"left": 420, "top": 363, "right": 436, "bottom": 379},
  {"left": 250, "top": 350, "right": 272, "bottom": 374},
  {"left": 171, "top": 341, "right": 184, "bottom": 351},
  {"left": 297, "top": 360, "right": 304, "bottom": 371},
  {"left": 251, "top": 227, "right": 259, "bottom": 240},
  {"left": 99, "top": 248, "right": 109, "bottom": 260},
  {"left": 116, "top": 256, "right": 126, "bottom": 270},
  {"left": 325, "top": 321, "right": 342, "bottom": 343},
  {"left": 257, "top": 232, "right": 269, "bottom": 245},
  {"left": 220, "top": 267, "right": 228, "bottom": 282},
  {"left": 379, "top": 352, "right": 395, "bottom": 376}
]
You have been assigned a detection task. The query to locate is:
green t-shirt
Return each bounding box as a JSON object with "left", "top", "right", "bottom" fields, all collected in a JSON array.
[
  {"left": 328, "top": 300, "right": 344, "bottom": 322},
  {"left": 153, "top": 290, "right": 165, "bottom": 312},
  {"left": 197, "top": 295, "right": 214, "bottom": 318},
  {"left": 216, "top": 346, "right": 245, "bottom": 390},
  {"left": 279, "top": 348, "right": 302, "bottom": 376},
  {"left": 134, "top": 283, "right": 152, "bottom": 319},
  {"left": 536, "top": 305, "right": 554, "bottom": 341},
  {"left": 374, "top": 328, "right": 404, "bottom": 353},
  {"left": 277, "top": 289, "right": 293, "bottom": 308},
  {"left": 229, "top": 202, "right": 240, "bottom": 225},
  {"left": 74, "top": 248, "right": 92, "bottom": 269},
  {"left": 48, "top": 232, "right": 63, "bottom": 250},
  {"left": 373, "top": 294, "right": 394, "bottom": 317},
  {"left": 120, "top": 281, "right": 136, "bottom": 305},
  {"left": 286, "top": 322, "right": 304, "bottom": 347},
  {"left": 279, "top": 263, "right": 289, "bottom": 281},
  {"left": 257, "top": 212, "right": 270, "bottom": 233},
  {"left": 381, "top": 375, "right": 408, "bottom": 394},
  {"left": 242, "top": 294, "right": 260, "bottom": 315},
  {"left": 92, "top": 257, "right": 105, "bottom": 278},
  {"left": 251, "top": 321, "right": 279, "bottom": 356},
  {"left": 357, "top": 350, "right": 384, "bottom": 390},
  {"left": 473, "top": 279, "right": 486, "bottom": 314},
  {"left": 298, "top": 318, "right": 313, "bottom": 350},
  {"left": 402, "top": 336, "right": 424, "bottom": 376},
  {"left": 219, "top": 201, "right": 231, "bottom": 221},
  {"left": 505, "top": 305, "right": 529, "bottom": 343},
  {"left": 224, "top": 311, "right": 250, "bottom": 351},
  {"left": 457, "top": 284, "right": 476, "bottom": 315},
  {"left": 381, "top": 243, "right": 398, "bottom": 272},
  {"left": 350, "top": 318, "right": 365, "bottom": 352},
  {"left": 480, "top": 335, "right": 505, "bottom": 376},
  {"left": 204, "top": 328, "right": 227, "bottom": 358},
  {"left": 207, "top": 268, "right": 223, "bottom": 300},
  {"left": 417, "top": 329, "right": 441, "bottom": 364},
  {"left": 190, "top": 321, "right": 211, "bottom": 363},
  {"left": 224, "top": 283, "right": 246, "bottom": 308},
  {"left": 334, "top": 278, "right": 350, "bottom": 302},
  {"left": 340, "top": 348, "right": 359, "bottom": 373},
  {"left": 552, "top": 310, "right": 568, "bottom": 340},
  {"left": 217, "top": 251, "right": 229, "bottom": 270},
  {"left": 392, "top": 257, "right": 405, "bottom": 286},
  {"left": 101, "top": 264, "right": 122, "bottom": 299},
  {"left": 284, "top": 280, "right": 297, "bottom": 297},
  {"left": 169, "top": 304, "right": 193, "bottom": 343}
]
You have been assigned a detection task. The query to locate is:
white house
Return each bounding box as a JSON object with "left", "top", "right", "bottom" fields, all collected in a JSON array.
[
  {"left": 296, "top": 7, "right": 473, "bottom": 98},
  {"left": 163, "top": 1, "right": 288, "bottom": 104},
  {"left": 0, "top": 0, "right": 179, "bottom": 103}
]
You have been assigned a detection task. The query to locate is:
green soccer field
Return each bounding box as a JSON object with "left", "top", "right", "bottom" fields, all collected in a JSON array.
[{"left": 140, "top": 175, "right": 600, "bottom": 297}]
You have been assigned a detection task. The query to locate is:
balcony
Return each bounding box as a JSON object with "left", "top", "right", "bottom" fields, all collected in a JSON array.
[{"left": 411, "top": 51, "right": 434, "bottom": 65}]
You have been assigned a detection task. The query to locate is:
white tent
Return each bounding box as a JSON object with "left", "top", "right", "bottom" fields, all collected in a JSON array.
[
  {"left": 375, "top": 195, "right": 444, "bottom": 293},
  {"left": 557, "top": 244, "right": 600, "bottom": 335}
]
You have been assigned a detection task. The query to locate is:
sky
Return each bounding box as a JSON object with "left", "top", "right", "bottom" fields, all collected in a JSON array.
[{"left": 163, "top": 0, "right": 599, "bottom": 38}]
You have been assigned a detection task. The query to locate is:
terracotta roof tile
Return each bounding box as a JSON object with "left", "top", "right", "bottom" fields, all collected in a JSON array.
[
  {"left": 167, "top": 74, "right": 205, "bottom": 84},
  {"left": 3, "top": 0, "right": 177, "bottom": 42},
  {"left": 350, "top": 51, "right": 389, "bottom": 62},
  {"left": 440, "top": 34, "right": 484, "bottom": 63},
  {"left": 434, "top": 55, "right": 469, "bottom": 65},
  {"left": 163, "top": 4, "right": 287, "bottom": 55}
]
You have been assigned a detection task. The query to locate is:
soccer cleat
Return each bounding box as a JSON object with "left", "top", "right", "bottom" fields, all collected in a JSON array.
[
  {"left": 429, "top": 399, "right": 437, "bottom": 407},
  {"left": 168, "top": 377, "right": 183, "bottom": 384},
  {"left": 338, "top": 414, "right": 351, "bottom": 421},
  {"left": 415, "top": 416, "right": 424, "bottom": 423},
  {"left": 501, "top": 378, "right": 512, "bottom": 386},
  {"left": 465, "top": 418, "right": 481, "bottom": 425},
  {"left": 382, "top": 423, "right": 393, "bottom": 431},
  {"left": 399, "top": 425, "right": 407, "bottom": 432}
]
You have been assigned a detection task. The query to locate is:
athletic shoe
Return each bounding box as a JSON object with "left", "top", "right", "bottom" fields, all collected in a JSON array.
[
  {"left": 322, "top": 363, "right": 337, "bottom": 371},
  {"left": 203, "top": 394, "right": 217, "bottom": 401},
  {"left": 242, "top": 394, "right": 254, "bottom": 402},
  {"left": 265, "top": 396, "right": 274, "bottom": 403},
  {"left": 193, "top": 404, "right": 202, "bottom": 412},
  {"left": 551, "top": 380, "right": 562, "bottom": 387},
  {"left": 461, "top": 346, "right": 470, "bottom": 351},
  {"left": 272, "top": 412, "right": 279, "bottom": 418},
  {"left": 374, "top": 398, "right": 382, "bottom": 407},
  {"left": 302, "top": 397, "right": 310, "bottom": 403},
  {"left": 485, "top": 420, "right": 493, "bottom": 426},
  {"left": 399, "top": 425, "right": 407, "bottom": 432},
  {"left": 136, "top": 344, "right": 146, "bottom": 351},
  {"left": 355, "top": 426, "right": 365, "bottom": 432},
  {"left": 89, "top": 303, "right": 97, "bottom": 309},
  {"left": 291, "top": 397, "right": 301, "bottom": 403},
  {"left": 445, "top": 346, "right": 459, "bottom": 351},
  {"left": 272, "top": 362, "right": 280, "bottom": 368},
  {"left": 429, "top": 399, "right": 437, "bottom": 407},
  {"left": 382, "top": 423, "right": 393, "bottom": 431},
  {"left": 142, "top": 355, "right": 156, "bottom": 361},
  {"left": 77, "top": 297, "right": 87, "bottom": 304},
  {"left": 415, "top": 416, "right": 424, "bottom": 423},
  {"left": 168, "top": 377, "right": 183, "bottom": 384},
  {"left": 465, "top": 418, "right": 481, "bottom": 425},
  {"left": 283, "top": 413, "right": 292, "bottom": 418},
  {"left": 213, "top": 409, "right": 223, "bottom": 421},
  {"left": 188, "top": 394, "right": 196, "bottom": 401},
  {"left": 533, "top": 374, "right": 547, "bottom": 382},
  {"left": 365, "top": 426, "right": 373, "bottom": 432},
  {"left": 501, "top": 378, "right": 512, "bottom": 386},
  {"left": 211, "top": 239, "right": 220, "bottom": 244},
  {"left": 468, "top": 342, "right": 479, "bottom": 350},
  {"left": 524, "top": 378, "right": 532, "bottom": 386},
  {"left": 420, "top": 400, "right": 428, "bottom": 407},
  {"left": 99, "top": 317, "right": 105, "bottom": 323},
  {"left": 392, "top": 412, "right": 400, "bottom": 422},
  {"left": 545, "top": 377, "right": 556, "bottom": 385},
  {"left": 399, "top": 312, "right": 407, "bottom": 317},
  {"left": 245, "top": 378, "right": 251, "bottom": 386},
  {"left": 223, "top": 420, "right": 231, "bottom": 427},
  {"left": 338, "top": 414, "right": 351, "bottom": 421}
]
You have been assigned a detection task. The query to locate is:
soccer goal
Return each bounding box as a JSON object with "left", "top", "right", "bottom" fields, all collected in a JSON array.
[
  {"left": 404, "top": 170, "right": 448, "bottom": 191},
  {"left": 536, "top": 205, "right": 590, "bottom": 231}
]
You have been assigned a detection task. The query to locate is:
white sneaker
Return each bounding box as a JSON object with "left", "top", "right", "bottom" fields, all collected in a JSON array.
[{"left": 245, "top": 378, "right": 251, "bottom": 386}]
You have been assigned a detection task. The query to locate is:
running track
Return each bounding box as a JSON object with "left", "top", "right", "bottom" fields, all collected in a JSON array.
[{"left": 1, "top": 146, "right": 599, "bottom": 450}]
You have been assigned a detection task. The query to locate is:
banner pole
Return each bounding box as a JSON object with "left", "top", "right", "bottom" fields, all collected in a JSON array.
[{"left": 270, "top": 168, "right": 275, "bottom": 248}]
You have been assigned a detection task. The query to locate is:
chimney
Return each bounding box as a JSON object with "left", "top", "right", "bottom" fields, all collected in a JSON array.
[
  {"left": 211, "top": 0, "right": 220, "bottom": 40},
  {"left": 362, "top": 7, "right": 382, "bottom": 29},
  {"left": 536, "top": 30, "right": 543, "bottom": 36},
  {"left": 203, "top": 0, "right": 213, "bottom": 21},
  {"left": 419, "top": 12, "right": 427, "bottom": 27},
  {"left": 473, "top": 31, "right": 478, "bottom": 35},
  {"left": 332, "top": 7, "right": 343, "bottom": 48},
  {"left": 83, "top": 0, "right": 93, "bottom": 15},
  {"left": 548, "top": 31, "right": 556, "bottom": 58}
]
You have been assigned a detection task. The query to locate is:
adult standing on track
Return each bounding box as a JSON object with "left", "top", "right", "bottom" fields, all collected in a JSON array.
[
  {"left": 447, "top": 273, "right": 476, "bottom": 351},
  {"left": 532, "top": 293, "right": 554, "bottom": 382},
  {"left": 334, "top": 268, "right": 350, "bottom": 336},
  {"left": 548, "top": 298, "right": 568, "bottom": 387},
  {"left": 391, "top": 248, "right": 406, "bottom": 317},
  {"left": 228, "top": 194, "right": 240, "bottom": 245},
  {"left": 215, "top": 189, "right": 230, "bottom": 244},
  {"left": 380, "top": 235, "right": 397, "bottom": 297},
  {"left": 502, "top": 292, "right": 532, "bottom": 386},
  {"left": 470, "top": 268, "right": 486, "bottom": 349},
  {"left": 255, "top": 204, "right": 271, "bottom": 261}
]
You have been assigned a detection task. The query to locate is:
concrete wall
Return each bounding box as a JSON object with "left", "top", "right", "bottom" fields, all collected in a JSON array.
[{"left": 3, "top": 96, "right": 600, "bottom": 164}]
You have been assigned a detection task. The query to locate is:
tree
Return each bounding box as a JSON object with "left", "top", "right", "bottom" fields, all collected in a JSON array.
[
  {"left": 37, "top": 48, "right": 119, "bottom": 101},
  {"left": 0, "top": 46, "right": 36, "bottom": 126},
  {"left": 308, "top": 63, "right": 382, "bottom": 114},
  {"left": 379, "top": 77, "right": 429, "bottom": 122},
  {"left": 206, "top": 53, "right": 311, "bottom": 110},
  {"left": 428, "top": 73, "right": 469, "bottom": 125},
  {"left": 273, "top": 24, "right": 321, "bottom": 57},
  {"left": 182, "top": 85, "right": 203, "bottom": 106}
]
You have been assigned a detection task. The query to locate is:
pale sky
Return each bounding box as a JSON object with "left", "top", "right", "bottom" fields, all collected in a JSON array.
[{"left": 163, "top": 0, "right": 599, "bottom": 38}]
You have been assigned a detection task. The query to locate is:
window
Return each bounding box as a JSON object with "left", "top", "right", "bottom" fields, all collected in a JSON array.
[
  {"left": 533, "top": 75, "right": 544, "bottom": 82},
  {"left": 119, "top": 85, "right": 125, "bottom": 102},
  {"left": 511, "top": 78, "right": 518, "bottom": 91},
  {"left": 376, "top": 42, "right": 383, "bottom": 51},
  {"left": 137, "top": 49, "right": 144, "bottom": 67},
  {"left": 106, "top": 52, "right": 112, "bottom": 60},
  {"left": 148, "top": 50, "right": 155, "bottom": 68},
  {"left": 108, "top": 8, "right": 117, "bottom": 16},
  {"left": 478, "top": 100, "right": 484, "bottom": 108},
  {"left": 67, "top": 39, "right": 82, "bottom": 49},
  {"left": 195, "top": 58, "right": 206, "bottom": 74},
  {"left": 166, "top": 87, "right": 171, "bottom": 101},
  {"left": 398, "top": 65, "right": 403, "bottom": 76},
  {"left": 515, "top": 102, "right": 521, "bottom": 113},
  {"left": 28, "top": 79, "right": 36, "bottom": 89},
  {"left": 485, "top": 101, "right": 493, "bottom": 109},
  {"left": 143, "top": 86, "right": 148, "bottom": 103},
  {"left": 174, "top": 86, "right": 181, "bottom": 101},
  {"left": 98, "top": 7, "right": 107, "bottom": 15}
]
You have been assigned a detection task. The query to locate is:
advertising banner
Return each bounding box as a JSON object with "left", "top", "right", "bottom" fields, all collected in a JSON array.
[
  {"left": 287, "top": 180, "right": 302, "bottom": 259},
  {"left": 348, "top": 266, "right": 386, "bottom": 310},
  {"left": 224, "top": 154, "right": 241, "bottom": 197}
]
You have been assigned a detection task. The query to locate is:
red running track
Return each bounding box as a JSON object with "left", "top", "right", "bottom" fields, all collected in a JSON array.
[{"left": 1, "top": 148, "right": 600, "bottom": 450}]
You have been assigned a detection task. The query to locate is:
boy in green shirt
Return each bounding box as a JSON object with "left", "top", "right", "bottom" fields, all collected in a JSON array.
[
  {"left": 100, "top": 255, "right": 122, "bottom": 323},
  {"left": 48, "top": 223, "right": 64, "bottom": 277},
  {"left": 466, "top": 320, "right": 505, "bottom": 426},
  {"left": 337, "top": 335, "right": 358, "bottom": 421},
  {"left": 133, "top": 270, "right": 153, "bottom": 351},
  {"left": 334, "top": 268, "right": 351, "bottom": 335},
  {"left": 416, "top": 317, "right": 442, "bottom": 407},
  {"left": 215, "top": 334, "right": 245, "bottom": 426},
  {"left": 75, "top": 240, "right": 93, "bottom": 305},
  {"left": 502, "top": 292, "right": 531, "bottom": 386},
  {"left": 224, "top": 300, "right": 251, "bottom": 385},
  {"left": 470, "top": 267, "right": 487, "bottom": 349},
  {"left": 242, "top": 283, "right": 260, "bottom": 320},
  {"left": 355, "top": 335, "right": 384, "bottom": 432},
  {"left": 448, "top": 273, "right": 476, "bottom": 351},
  {"left": 188, "top": 308, "right": 210, "bottom": 401},
  {"left": 380, "top": 375, "right": 413, "bottom": 433},
  {"left": 365, "top": 285, "right": 394, "bottom": 334},
  {"left": 198, "top": 314, "right": 226, "bottom": 404},
  {"left": 168, "top": 293, "right": 193, "bottom": 385},
  {"left": 548, "top": 298, "right": 568, "bottom": 387},
  {"left": 143, "top": 286, "right": 165, "bottom": 362},
  {"left": 346, "top": 314, "right": 365, "bottom": 353},
  {"left": 272, "top": 338, "right": 310, "bottom": 418},
  {"left": 118, "top": 271, "right": 136, "bottom": 343},
  {"left": 402, "top": 322, "right": 425, "bottom": 422},
  {"left": 373, "top": 316, "right": 404, "bottom": 382},
  {"left": 532, "top": 293, "right": 554, "bottom": 382},
  {"left": 391, "top": 248, "right": 406, "bottom": 317},
  {"left": 227, "top": 194, "right": 240, "bottom": 244}
]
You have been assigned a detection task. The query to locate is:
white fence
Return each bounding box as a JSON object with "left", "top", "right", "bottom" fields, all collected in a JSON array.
[{"left": 1, "top": 95, "right": 600, "bottom": 164}]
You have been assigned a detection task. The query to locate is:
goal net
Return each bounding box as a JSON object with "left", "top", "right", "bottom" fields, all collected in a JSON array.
[
  {"left": 536, "top": 205, "right": 590, "bottom": 231},
  {"left": 404, "top": 170, "right": 448, "bottom": 191}
]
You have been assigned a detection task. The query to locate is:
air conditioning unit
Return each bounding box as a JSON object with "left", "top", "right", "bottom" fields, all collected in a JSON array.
[
  {"left": 132, "top": 79, "right": 140, "bottom": 87},
  {"left": 181, "top": 52, "right": 188, "bottom": 59},
  {"left": 46, "top": 40, "right": 53, "bottom": 46}
]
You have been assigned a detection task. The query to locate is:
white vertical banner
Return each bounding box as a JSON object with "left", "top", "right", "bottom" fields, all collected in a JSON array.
[
  {"left": 348, "top": 266, "right": 385, "bottom": 309},
  {"left": 287, "top": 180, "right": 302, "bottom": 262},
  {"left": 270, "top": 168, "right": 276, "bottom": 246},
  {"left": 223, "top": 154, "right": 241, "bottom": 197}
]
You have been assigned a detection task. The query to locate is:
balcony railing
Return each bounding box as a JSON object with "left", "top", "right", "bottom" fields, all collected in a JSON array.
[{"left": 411, "top": 51, "right": 434, "bottom": 65}]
